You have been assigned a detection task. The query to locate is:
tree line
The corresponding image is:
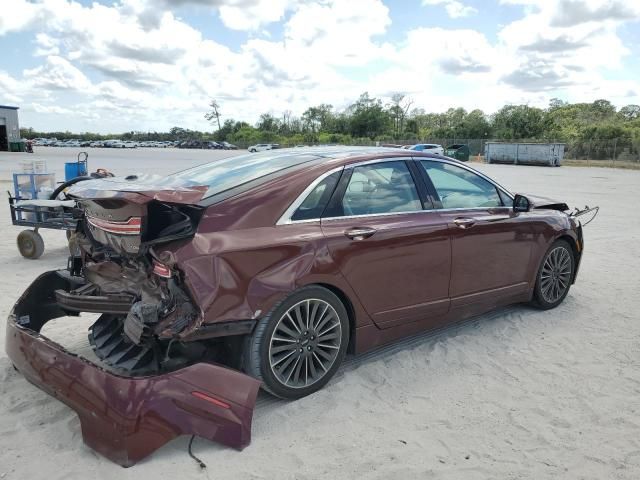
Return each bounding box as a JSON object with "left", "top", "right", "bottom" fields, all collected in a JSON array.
[{"left": 21, "top": 94, "right": 640, "bottom": 156}]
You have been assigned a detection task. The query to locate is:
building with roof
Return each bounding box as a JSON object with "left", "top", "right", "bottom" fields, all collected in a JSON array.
[{"left": 0, "top": 105, "right": 20, "bottom": 151}]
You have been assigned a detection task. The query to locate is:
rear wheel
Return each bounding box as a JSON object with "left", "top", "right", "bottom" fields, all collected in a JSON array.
[
  {"left": 532, "top": 239, "right": 574, "bottom": 309},
  {"left": 244, "top": 286, "right": 349, "bottom": 399}
]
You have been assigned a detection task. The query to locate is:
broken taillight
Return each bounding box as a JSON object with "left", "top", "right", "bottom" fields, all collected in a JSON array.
[
  {"left": 152, "top": 260, "right": 172, "bottom": 278},
  {"left": 86, "top": 215, "right": 142, "bottom": 235}
]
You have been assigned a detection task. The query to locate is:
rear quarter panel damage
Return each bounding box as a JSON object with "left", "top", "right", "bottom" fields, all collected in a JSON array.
[{"left": 164, "top": 224, "right": 373, "bottom": 338}]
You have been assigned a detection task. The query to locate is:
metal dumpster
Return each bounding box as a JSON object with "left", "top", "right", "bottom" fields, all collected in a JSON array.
[
  {"left": 485, "top": 142, "right": 564, "bottom": 166},
  {"left": 9, "top": 141, "right": 25, "bottom": 152},
  {"left": 445, "top": 144, "right": 470, "bottom": 162}
]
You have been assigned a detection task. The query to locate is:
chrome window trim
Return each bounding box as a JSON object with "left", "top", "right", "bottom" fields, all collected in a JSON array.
[
  {"left": 321, "top": 205, "right": 511, "bottom": 222},
  {"left": 343, "top": 157, "right": 410, "bottom": 169},
  {"left": 321, "top": 209, "right": 431, "bottom": 222},
  {"left": 276, "top": 157, "right": 515, "bottom": 225},
  {"left": 275, "top": 166, "right": 344, "bottom": 225}
]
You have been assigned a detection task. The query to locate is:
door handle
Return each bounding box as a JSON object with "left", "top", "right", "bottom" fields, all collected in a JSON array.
[
  {"left": 453, "top": 217, "right": 476, "bottom": 229},
  {"left": 344, "top": 227, "right": 377, "bottom": 240}
]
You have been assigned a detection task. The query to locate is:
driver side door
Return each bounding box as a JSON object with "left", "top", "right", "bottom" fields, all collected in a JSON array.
[{"left": 418, "top": 160, "right": 539, "bottom": 308}]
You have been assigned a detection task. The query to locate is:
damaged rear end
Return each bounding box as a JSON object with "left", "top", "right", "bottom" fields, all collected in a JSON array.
[
  {"left": 6, "top": 177, "right": 261, "bottom": 466},
  {"left": 67, "top": 188, "right": 207, "bottom": 373}
]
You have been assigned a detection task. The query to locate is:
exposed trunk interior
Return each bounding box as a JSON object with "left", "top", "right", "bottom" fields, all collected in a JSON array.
[{"left": 59, "top": 196, "right": 209, "bottom": 375}]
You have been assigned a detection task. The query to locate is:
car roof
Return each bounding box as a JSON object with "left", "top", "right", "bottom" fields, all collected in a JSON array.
[{"left": 173, "top": 146, "right": 445, "bottom": 205}]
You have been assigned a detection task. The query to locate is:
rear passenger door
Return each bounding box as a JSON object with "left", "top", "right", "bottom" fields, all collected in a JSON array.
[{"left": 320, "top": 159, "right": 451, "bottom": 329}]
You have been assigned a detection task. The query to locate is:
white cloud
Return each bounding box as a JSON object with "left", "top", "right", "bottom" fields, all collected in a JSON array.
[
  {"left": 422, "top": 0, "right": 478, "bottom": 18},
  {"left": 218, "top": 0, "right": 294, "bottom": 30},
  {"left": 31, "top": 102, "right": 75, "bottom": 115},
  {"left": 34, "top": 33, "right": 60, "bottom": 56},
  {"left": 496, "top": 0, "right": 634, "bottom": 97},
  {"left": 0, "top": 0, "right": 41, "bottom": 35},
  {"left": 24, "top": 55, "right": 93, "bottom": 91}
]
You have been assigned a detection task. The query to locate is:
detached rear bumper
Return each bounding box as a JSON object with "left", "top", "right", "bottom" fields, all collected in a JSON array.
[{"left": 6, "top": 271, "right": 261, "bottom": 467}]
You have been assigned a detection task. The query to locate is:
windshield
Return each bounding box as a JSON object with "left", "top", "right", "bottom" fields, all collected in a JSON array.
[{"left": 166, "top": 151, "right": 321, "bottom": 197}]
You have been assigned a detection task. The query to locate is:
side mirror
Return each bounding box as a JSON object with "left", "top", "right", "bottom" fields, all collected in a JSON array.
[{"left": 513, "top": 194, "right": 531, "bottom": 212}]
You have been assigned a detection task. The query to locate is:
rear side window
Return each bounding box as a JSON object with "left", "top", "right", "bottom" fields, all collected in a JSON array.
[
  {"left": 420, "top": 161, "right": 502, "bottom": 209},
  {"left": 291, "top": 171, "right": 341, "bottom": 221},
  {"left": 340, "top": 161, "right": 422, "bottom": 216}
]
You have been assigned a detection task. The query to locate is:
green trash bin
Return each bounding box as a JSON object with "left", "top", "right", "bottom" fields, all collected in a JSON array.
[
  {"left": 9, "top": 141, "right": 25, "bottom": 152},
  {"left": 445, "top": 144, "right": 470, "bottom": 162}
]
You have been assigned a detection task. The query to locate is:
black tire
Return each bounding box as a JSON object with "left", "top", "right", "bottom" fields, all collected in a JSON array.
[
  {"left": 531, "top": 239, "right": 574, "bottom": 309},
  {"left": 17, "top": 230, "right": 45, "bottom": 259},
  {"left": 249, "top": 148, "right": 256, "bottom": 153},
  {"left": 244, "top": 285, "right": 350, "bottom": 400},
  {"left": 49, "top": 176, "right": 92, "bottom": 200}
]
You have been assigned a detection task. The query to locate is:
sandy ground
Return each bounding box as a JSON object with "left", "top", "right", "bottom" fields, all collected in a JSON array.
[{"left": 0, "top": 149, "right": 639, "bottom": 479}]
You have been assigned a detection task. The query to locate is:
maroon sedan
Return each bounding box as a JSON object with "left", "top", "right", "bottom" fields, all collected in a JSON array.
[{"left": 7, "top": 147, "right": 584, "bottom": 466}]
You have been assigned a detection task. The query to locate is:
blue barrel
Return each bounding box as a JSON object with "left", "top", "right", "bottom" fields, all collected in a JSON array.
[{"left": 64, "top": 162, "right": 87, "bottom": 181}]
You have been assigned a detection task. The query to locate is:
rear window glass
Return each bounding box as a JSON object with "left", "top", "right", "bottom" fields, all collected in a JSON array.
[
  {"left": 166, "top": 152, "right": 320, "bottom": 197},
  {"left": 291, "top": 171, "right": 341, "bottom": 221}
]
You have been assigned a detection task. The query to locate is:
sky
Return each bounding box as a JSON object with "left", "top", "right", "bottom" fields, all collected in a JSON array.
[{"left": 1, "top": 0, "right": 639, "bottom": 133}]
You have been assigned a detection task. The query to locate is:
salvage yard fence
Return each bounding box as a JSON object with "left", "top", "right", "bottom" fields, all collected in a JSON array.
[{"left": 269, "top": 137, "right": 640, "bottom": 164}]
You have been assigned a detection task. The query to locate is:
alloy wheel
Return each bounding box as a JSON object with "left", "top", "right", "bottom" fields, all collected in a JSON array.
[
  {"left": 268, "top": 299, "right": 342, "bottom": 389},
  {"left": 540, "top": 246, "right": 572, "bottom": 303}
]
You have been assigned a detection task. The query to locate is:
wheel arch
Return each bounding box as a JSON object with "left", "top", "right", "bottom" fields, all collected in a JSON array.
[
  {"left": 556, "top": 233, "right": 581, "bottom": 283},
  {"left": 313, "top": 282, "right": 357, "bottom": 354}
]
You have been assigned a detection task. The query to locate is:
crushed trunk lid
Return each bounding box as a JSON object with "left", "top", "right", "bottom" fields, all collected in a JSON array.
[{"left": 67, "top": 175, "right": 208, "bottom": 256}]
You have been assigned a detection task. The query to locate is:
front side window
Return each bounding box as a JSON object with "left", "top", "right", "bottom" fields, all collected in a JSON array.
[
  {"left": 340, "top": 161, "right": 422, "bottom": 216},
  {"left": 420, "top": 161, "right": 503, "bottom": 209}
]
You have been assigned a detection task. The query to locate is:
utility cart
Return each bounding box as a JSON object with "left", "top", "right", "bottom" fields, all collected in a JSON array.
[
  {"left": 8, "top": 172, "right": 80, "bottom": 259},
  {"left": 8, "top": 152, "right": 101, "bottom": 259}
]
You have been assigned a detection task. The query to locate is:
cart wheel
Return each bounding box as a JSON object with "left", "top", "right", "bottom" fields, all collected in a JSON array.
[{"left": 17, "top": 230, "right": 45, "bottom": 259}]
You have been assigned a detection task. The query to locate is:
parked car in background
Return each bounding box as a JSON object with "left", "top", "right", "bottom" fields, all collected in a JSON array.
[
  {"left": 221, "top": 141, "right": 238, "bottom": 150},
  {"left": 177, "top": 140, "right": 216, "bottom": 149},
  {"left": 123, "top": 141, "right": 137, "bottom": 148},
  {"left": 102, "top": 139, "right": 124, "bottom": 148},
  {"left": 249, "top": 143, "right": 279, "bottom": 152},
  {"left": 89, "top": 141, "right": 104, "bottom": 148},
  {"left": 409, "top": 143, "right": 444, "bottom": 155}
]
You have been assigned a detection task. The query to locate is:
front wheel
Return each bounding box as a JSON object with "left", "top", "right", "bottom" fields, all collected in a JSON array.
[
  {"left": 244, "top": 286, "right": 349, "bottom": 399},
  {"left": 531, "top": 239, "right": 574, "bottom": 309}
]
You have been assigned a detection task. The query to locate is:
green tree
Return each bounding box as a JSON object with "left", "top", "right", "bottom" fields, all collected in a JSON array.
[
  {"left": 347, "top": 92, "right": 391, "bottom": 139},
  {"left": 618, "top": 105, "right": 640, "bottom": 121},
  {"left": 491, "top": 105, "right": 546, "bottom": 139}
]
